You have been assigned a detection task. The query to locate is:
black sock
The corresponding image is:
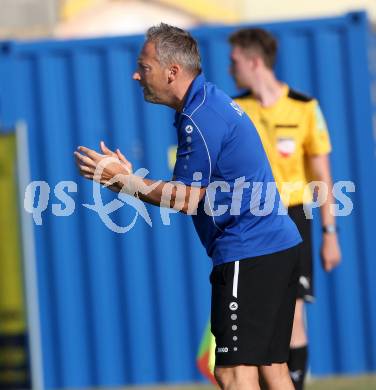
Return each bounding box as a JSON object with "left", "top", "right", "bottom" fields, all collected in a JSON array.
[{"left": 288, "top": 345, "right": 308, "bottom": 390}]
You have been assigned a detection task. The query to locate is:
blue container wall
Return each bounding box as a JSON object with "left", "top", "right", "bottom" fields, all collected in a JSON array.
[
  {"left": 371, "top": 32, "right": 376, "bottom": 183},
  {"left": 0, "top": 11, "right": 375, "bottom": 389}
]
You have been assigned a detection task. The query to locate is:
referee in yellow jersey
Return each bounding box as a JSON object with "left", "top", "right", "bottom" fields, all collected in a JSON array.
[{"left": 228, "top": 28, "right": 342, "bottom": 389}]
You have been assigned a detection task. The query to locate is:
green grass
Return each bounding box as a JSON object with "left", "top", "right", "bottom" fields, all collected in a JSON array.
[{"left": 306, "top": 375, "right": 376, "bottom": 390}]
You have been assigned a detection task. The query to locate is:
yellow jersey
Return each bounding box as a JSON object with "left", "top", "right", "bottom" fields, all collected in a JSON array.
[{"left": 234, "top": 84, "right": 331, "bottom": 206}]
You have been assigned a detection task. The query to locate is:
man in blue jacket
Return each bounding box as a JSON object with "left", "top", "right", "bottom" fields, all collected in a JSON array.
[{"left": 75, "top": 23, "right": 302, "bottom": 390}]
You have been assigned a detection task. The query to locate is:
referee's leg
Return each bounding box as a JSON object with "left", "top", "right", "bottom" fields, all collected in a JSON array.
[
  {"left": 287, "top": 205, "right": 312, "bottom": 390},
  {"left": 290, "top": 299, "right": 307, "bottom": 348},
  {"left": 289, "top": 299, "right": 308, "bottom": 389}
]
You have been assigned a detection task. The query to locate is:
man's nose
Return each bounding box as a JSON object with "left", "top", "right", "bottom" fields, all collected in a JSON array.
[{"left": 133, "top": 71, "right": 141, "bottom": 81}]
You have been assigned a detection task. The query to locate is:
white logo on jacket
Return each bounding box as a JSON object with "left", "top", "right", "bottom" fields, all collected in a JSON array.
[{"left": 230, "top": 101, "right": 244, "bottom": 116}]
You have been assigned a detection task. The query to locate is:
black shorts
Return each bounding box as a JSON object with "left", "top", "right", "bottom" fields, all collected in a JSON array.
[
  {"left": 210, "top": 245, "right": 300, "bottom": 367},
  {"left": 288, "top": 205, "right": 314, "bottom": 302}
]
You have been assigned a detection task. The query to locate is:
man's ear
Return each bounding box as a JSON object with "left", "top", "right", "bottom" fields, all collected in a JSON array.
[
  {"left": 252, "top": 55, "right": 264, "bottom": 70},
  {"left": 168, "top": 64, "right": 180, "bottom": 82}
]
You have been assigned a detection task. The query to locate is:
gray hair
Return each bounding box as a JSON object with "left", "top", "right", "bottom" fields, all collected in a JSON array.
[{"left": 146, "top": 23, "right": 201, "bottom": 76}]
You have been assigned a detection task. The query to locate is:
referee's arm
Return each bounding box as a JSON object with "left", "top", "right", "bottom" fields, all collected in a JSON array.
[{"left": 308, "top": 153, "right": 341, "bottom": 272}]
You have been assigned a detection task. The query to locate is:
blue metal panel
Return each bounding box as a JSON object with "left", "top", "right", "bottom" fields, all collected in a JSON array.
[
  {"left": 0, "top": 11, "right": 375, "bottom": 389},
  {"left": 310, "top": 24, "right": 368, "bottom": 374},
  {"left": 366, "top": 27, "right": 376, "bottom": 370}
]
